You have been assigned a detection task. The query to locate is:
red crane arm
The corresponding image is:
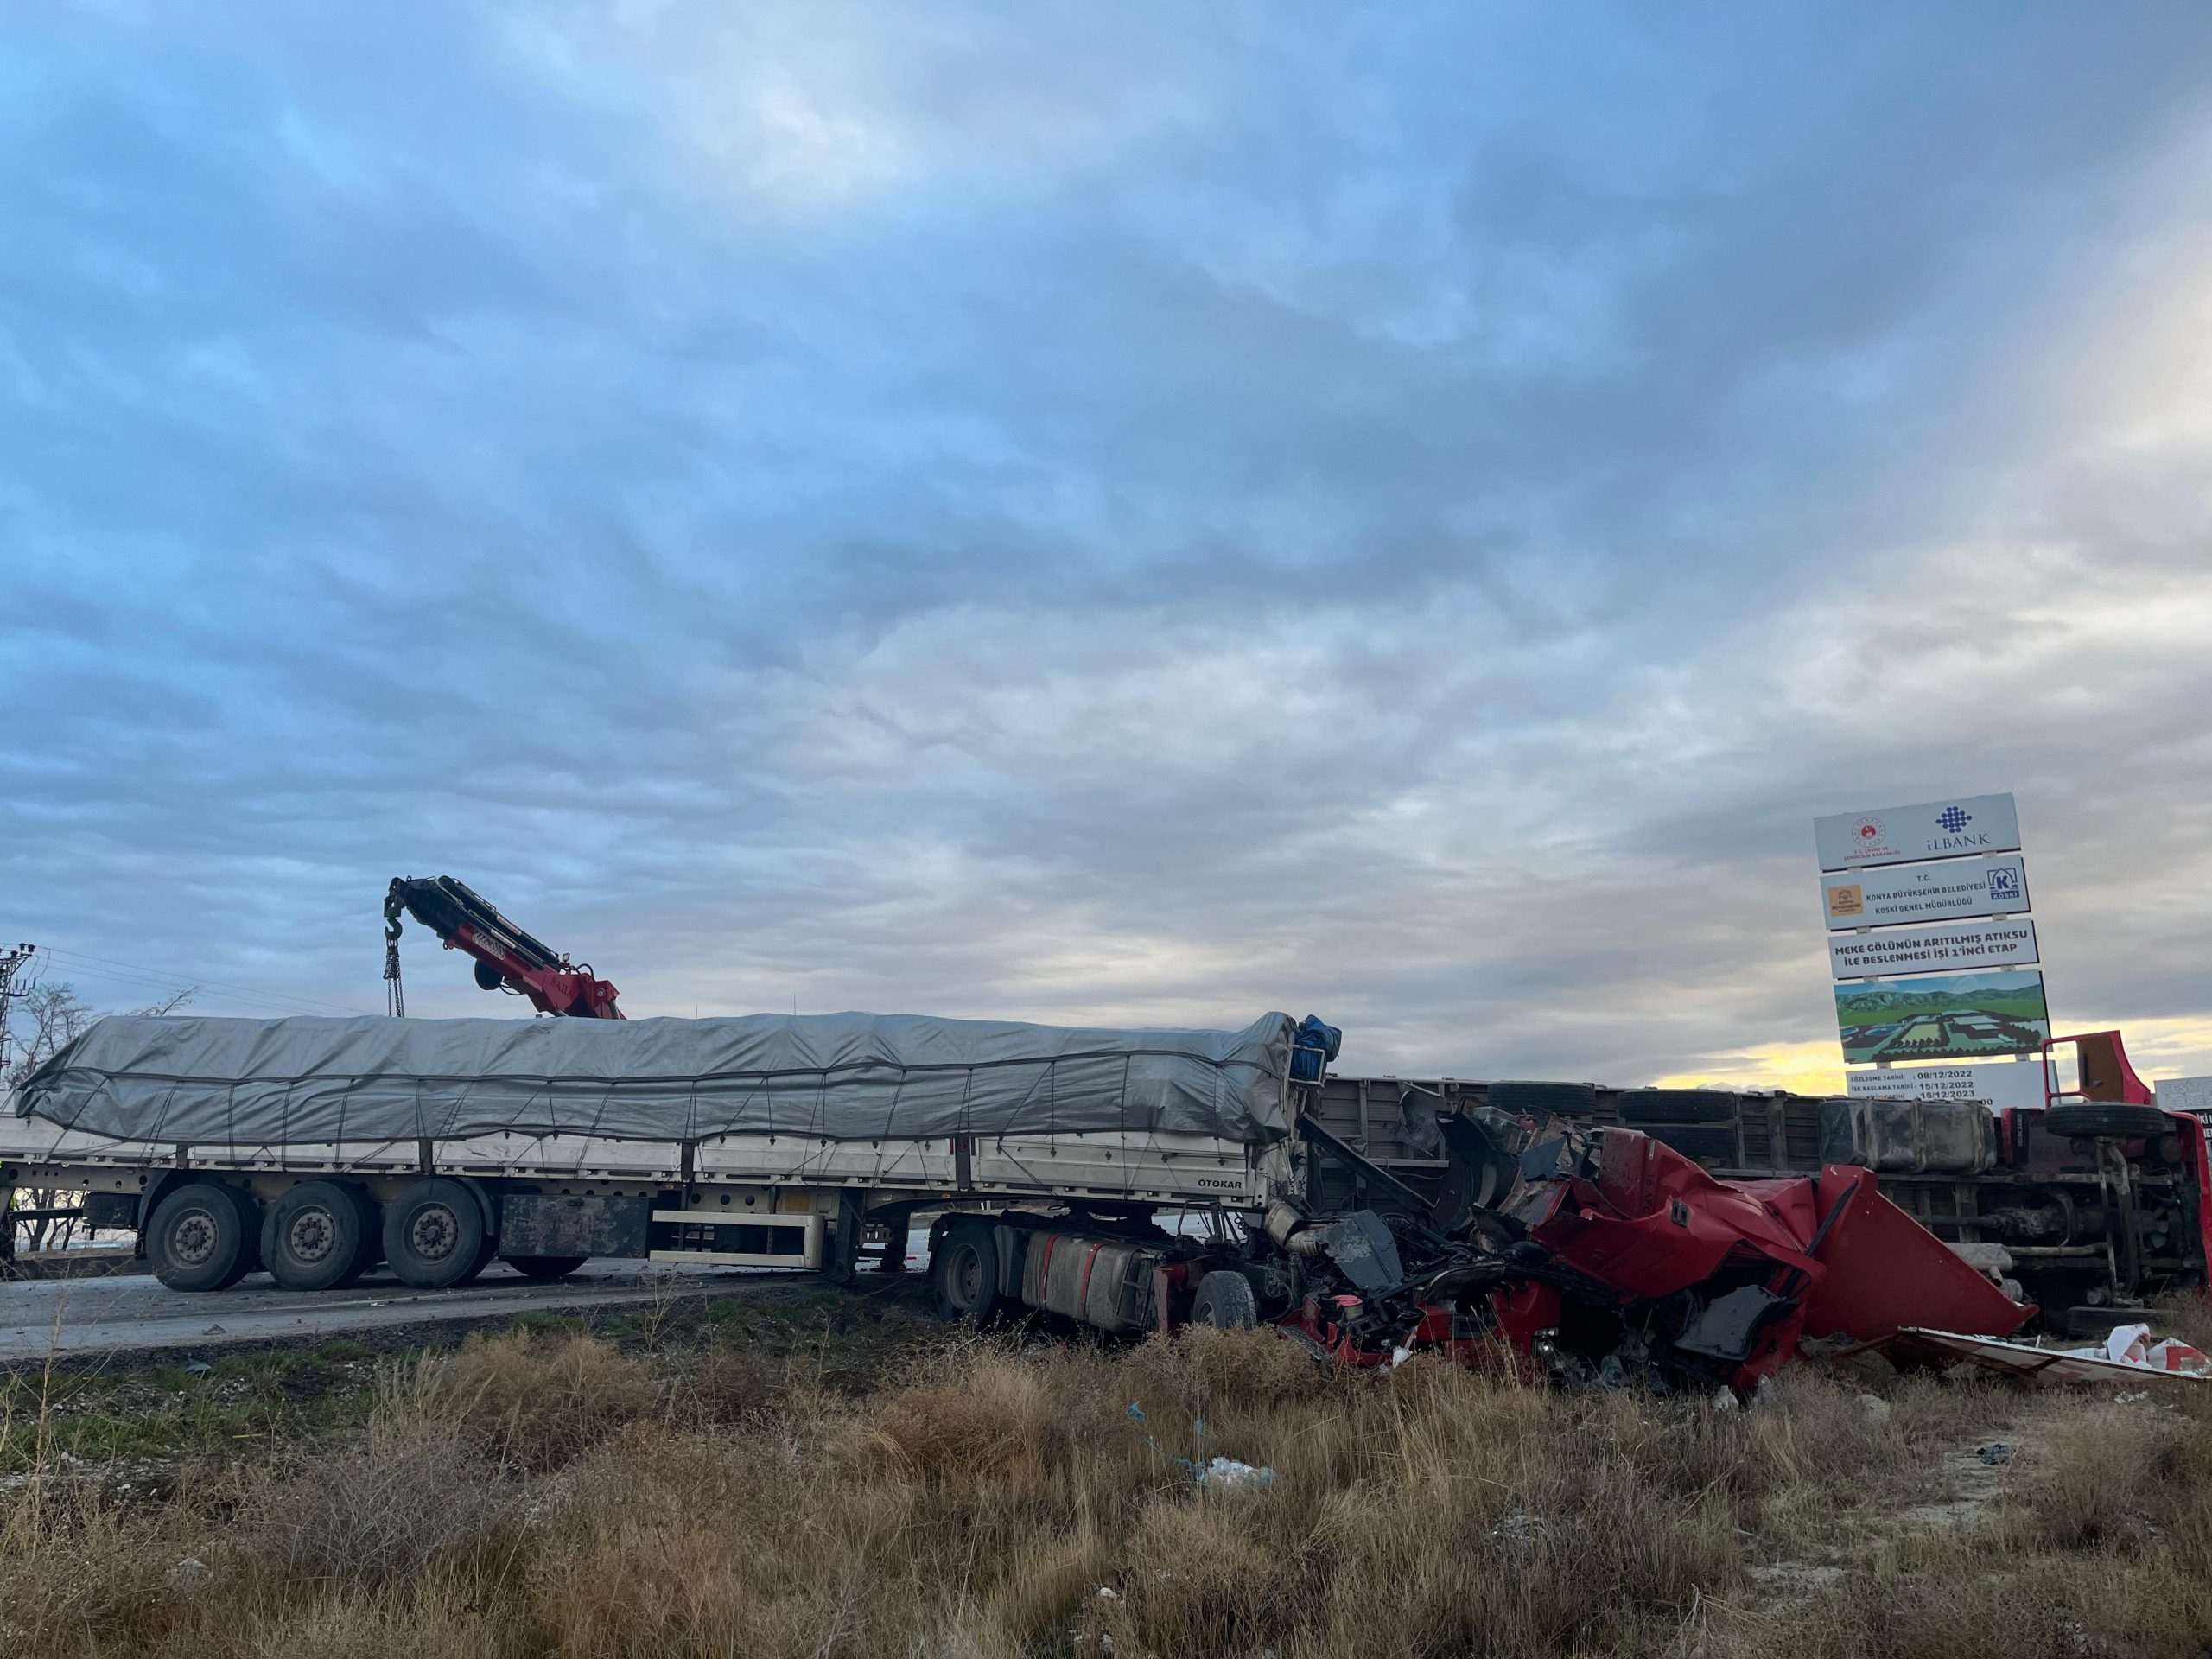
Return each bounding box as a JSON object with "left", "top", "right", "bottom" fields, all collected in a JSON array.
[{"left": 382, "top": 876, "right": 623, "bottom": 1019}]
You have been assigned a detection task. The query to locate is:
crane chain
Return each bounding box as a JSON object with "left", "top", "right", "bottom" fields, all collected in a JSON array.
[{"left": 381, "top": 887, "right": 406, "bottom": 1018}]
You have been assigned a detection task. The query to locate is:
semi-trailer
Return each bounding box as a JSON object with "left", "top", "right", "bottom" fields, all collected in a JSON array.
[
  {"left": 3, "top": 1009, "right": 1325, "bottom": 1307},
  {"left": 5, "top": 1008, "right": 2203, "bottom": 1390}
]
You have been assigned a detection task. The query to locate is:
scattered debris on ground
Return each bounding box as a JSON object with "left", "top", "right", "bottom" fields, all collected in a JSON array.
[{"left": 1888, "top": 1323, "right": 2212, "bottom": 1389}]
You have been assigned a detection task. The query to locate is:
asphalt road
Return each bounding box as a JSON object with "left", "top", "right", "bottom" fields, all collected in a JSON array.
[{"left": 0, "top": 1259, "right": 840, "bottom": 1363}]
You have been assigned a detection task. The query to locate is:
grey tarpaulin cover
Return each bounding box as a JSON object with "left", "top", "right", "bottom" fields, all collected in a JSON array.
[{"left": 15, "top": 1011, "right": 1299, "bottom": 1148}]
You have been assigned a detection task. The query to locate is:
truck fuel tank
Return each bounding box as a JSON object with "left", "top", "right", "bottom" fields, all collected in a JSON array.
[{"left": 1018, "top": 1231, "right": 1160, "bottom": 1334}]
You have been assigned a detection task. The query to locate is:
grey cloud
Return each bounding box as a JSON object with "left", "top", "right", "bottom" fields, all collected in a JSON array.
[{"left": 4, "top": 3, "right": 2211, "bottom": 1083}]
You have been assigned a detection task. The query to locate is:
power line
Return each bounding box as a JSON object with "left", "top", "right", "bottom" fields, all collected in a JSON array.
[
  {"left": 29, "top": 961, "right": 333, "bottom": 1020},
  {"left": 32, "top": 955, "right": 332, "bottom": 1017},
  {"left": 31, "top": 947, "right": 376, "bottom": 1018},
  {"left": 29, "top": 958, "right": 225, "bottom": 1002},
  {"left": 38, "top": 946, "right": 373, "bottom": 1014}
]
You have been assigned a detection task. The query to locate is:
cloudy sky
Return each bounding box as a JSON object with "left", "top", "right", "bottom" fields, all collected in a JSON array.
[{"left": 5, "top": 3, "right": 2210, "bottom": 1090}]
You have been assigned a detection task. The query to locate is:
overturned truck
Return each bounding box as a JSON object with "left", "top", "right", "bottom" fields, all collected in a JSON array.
[{"left": 6, "top": 1011, "right": 2204, "bottom": 1389}]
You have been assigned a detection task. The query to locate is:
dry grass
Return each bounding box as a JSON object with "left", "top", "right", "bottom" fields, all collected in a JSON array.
[
  {"left": 3, "top": 1314, "right": 2209, "bottom": 1659},
  {"left": 2153, "top": 1287, "right": 2212, "bottom": 1356},
  {"left": 878, "top": 1346, "right": 1057, "bottom": 1488},
  {"left": 1741, "top": 1382, "right": 2212, "bottom": 1659},
  {"left": 429, "top": 1325, "right": 667, "bottom": 1468}
]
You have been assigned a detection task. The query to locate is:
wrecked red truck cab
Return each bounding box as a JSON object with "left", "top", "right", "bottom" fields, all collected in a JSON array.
[
  {"left": 1225, "top": 1109, "right": 2037, "bottom": 1395},
  {"left": 1313, "top": 1122, "right": 2027, "bottom": 1392},
  {"left": 1509, "top": 1128, "right": 2032, "bottom": 1389}
]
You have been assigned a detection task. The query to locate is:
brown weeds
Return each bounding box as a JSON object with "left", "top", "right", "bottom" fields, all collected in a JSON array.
[
  {"left": 435, "top": 1326, "right": 666, "bottom": 1469},
  {"left": 877, "top": 1344, "right": 1056, "bottom": 1487},
  {"left": 2, "top": 1322, "right": 2208, "bottom": 1658}
]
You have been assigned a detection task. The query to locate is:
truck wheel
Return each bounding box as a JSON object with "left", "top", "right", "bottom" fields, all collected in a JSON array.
[
  {"left": 505, "top": 1255, "right": 588, "bottom": 1281},
  {"left": 220, "top": 1184, "right": 265, "bottom": 1283},
  {"left": 1618, "top": 1089, "right": 1738, "bottom": 1125},
  {"left": 1644, "top": 1124, "right": 1739, "bottom": 1164},
  {"left": 2045, "top": 1103, "right": 2170, "bottom": 1141},
  {"left": 1190, "top": 1270, "right": 1258, "bottom": 1330},
  {"left": 383, "top": 1178, "right": 491, "bottom": 1290},
  {"left": 932, "top": 1219, "right": 1002, "bottom": 1325},
  {"left": 261, "top": 1181, "right": 376, "bottom": 1292},
  {"left": 148, "top": 1181, "right": 256, "bottom": 1292},
  {"left": 1485, "top": 1081, "right": 1599, "bottom": 1117}
]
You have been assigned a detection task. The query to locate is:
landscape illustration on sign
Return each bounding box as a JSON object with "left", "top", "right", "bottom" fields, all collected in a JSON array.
[{"left": 1834, "top": 968, "right": 2051, "bottom": 1063}]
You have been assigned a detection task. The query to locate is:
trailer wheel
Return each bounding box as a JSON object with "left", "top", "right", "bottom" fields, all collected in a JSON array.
[
  {"left": 383, "top": 1178, "right": 492, "bottom": 1290},
  {"left": 354, "top": 1183, "right": 387, "bottom": 1268},
  {"left": 1485, "top": 1080, "right": 1599, "bottom": 1117},
  {"left": 932, "top": 1219, "right": 1002, "bottom": 1325},
  {"left": 262, "top": 1180, "right": 377, "bottom": 1292},
  {"left": 148, "top": 1181, "right": 256, "bottom": 1293},
  {"left": 2044, "top": 1103, "right": 2170, "bottom": 1141},
  {"left": 505, "top": 1255, "right": 588, "bottom": 1281},
  {"left": 1644, "top": 1124, "right": 1739, "bottom": 1165},
  {"left": 220, "top": 1184, "right": 264, "bottom": 1283},
  {"left": 1618, "top": 1089, "right": 1738, "bottom": 1125},
  {"left": 1190, "top": 1270, "right": 1258, "bottom": 1331}
]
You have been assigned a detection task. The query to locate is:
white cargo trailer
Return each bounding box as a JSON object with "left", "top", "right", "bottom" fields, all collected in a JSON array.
[{"left": 2, "top": 1009, "right": 1329, "bottom": 1326}]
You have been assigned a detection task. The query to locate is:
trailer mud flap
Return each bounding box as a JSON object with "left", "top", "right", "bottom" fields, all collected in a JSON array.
[{"left": 993, "top": 1224, "right": 1027, "bottom": 1302}]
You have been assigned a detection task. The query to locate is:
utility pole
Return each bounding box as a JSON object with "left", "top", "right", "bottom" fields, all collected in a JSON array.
[
  {"left": 0, "top": 943, "right": 29, "bottom": 1262},
  {"left": 0, "top": 943, "right": 34, "bottom": 1082}
]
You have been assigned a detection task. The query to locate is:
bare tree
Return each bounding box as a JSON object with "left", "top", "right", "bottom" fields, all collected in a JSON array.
[{"left": 5, "top": 979, "right": 194, "bottom": 1253}]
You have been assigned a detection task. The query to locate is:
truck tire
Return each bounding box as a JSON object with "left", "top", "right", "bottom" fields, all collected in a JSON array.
[
  {"left": 221, "top": 1184, "right": 265, "bottom": 1281},
  {"left": 148, "top": 1181, "right": 257, "bottom": 1292},
  {"left": 1484, "top": 1081, "right": 1599, "bottom": 1117},
  {"left": 383, "top": 1178, "right": 493, "bottom": 1290},
  {"left": 1189, "top": 1269, "right": 1259, "bottom": 1330},
  {"left": 505, "top": 1255, "right": 588, "bottom": 1281},
  {"left": 2045, "top": 1103, "right": 2171, "bottom": 1141},
  {"left": 261, "top": 1180, "right": 377, "bottom": 1292},
  {"left": 1645, "top": 1124, "right": 1739, "bottom": 1164},
  {"left": 1618, "top": 1089, "right": 1738, "bottom": 1125},
  {"left": 932, "top": 1218, "right": 1003, "bottom": 1325}
]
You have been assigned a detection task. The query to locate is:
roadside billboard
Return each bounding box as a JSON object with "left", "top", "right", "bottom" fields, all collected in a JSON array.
[
  {"left": 1814, "top": 793, "right": 2021, "bottom": 872},
  {"left": 1833, "top": 968, "right": 2050, "bottom": 1064},
  {"left": 1828, "top": 917, "right": 2038, "bottom": 981},
  {"left": 1846, "top": 1061, "right": 2049, "bottom": 1113},
  {"left": 1821, "top": 854, "right": 2029, "bottom": 931}
]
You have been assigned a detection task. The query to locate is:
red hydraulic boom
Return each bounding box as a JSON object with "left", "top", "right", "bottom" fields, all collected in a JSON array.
[{"left": 382, "top": 876, "right": 623, "bottom": 1020}]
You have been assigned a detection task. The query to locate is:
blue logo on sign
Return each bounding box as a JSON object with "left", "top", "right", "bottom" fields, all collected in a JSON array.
[
  {"left": 1937, "top": 805, "right": 1974, "bottom": 834},
  {"left": 1987, "top": 867, "right": 2021, "bottom": 900}
]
